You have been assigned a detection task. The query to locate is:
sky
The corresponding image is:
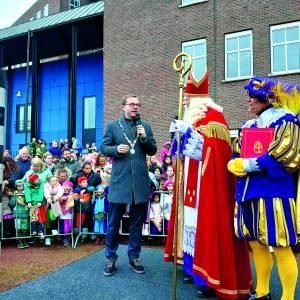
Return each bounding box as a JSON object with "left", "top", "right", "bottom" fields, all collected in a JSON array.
[{"left": 0, "top": 0, "right": 38, "bottom": 29}]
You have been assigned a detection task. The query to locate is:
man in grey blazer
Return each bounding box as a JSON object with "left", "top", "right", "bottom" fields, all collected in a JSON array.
[{"left": 100, "top": 95, "right": 157, "bottom": 276}]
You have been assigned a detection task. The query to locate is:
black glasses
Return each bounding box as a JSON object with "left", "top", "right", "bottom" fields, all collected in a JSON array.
[{"left": 125, "top": 103, "right": 141, "bottom": 108}]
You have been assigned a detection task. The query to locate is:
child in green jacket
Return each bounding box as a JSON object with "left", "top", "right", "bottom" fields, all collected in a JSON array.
[
  {"left": 24, "top": 173, "right": 46, "bottom": 239},
  {"left": 10, "top": 180, "right": 29, "bottom": 249}
]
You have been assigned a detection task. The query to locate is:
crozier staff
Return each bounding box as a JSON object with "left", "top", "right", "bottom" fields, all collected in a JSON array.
[{"left": 100, "top": 95, "right": 157, "bottom": 277}]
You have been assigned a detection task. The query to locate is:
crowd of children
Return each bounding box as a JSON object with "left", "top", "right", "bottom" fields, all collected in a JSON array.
[{"left": 2, "top": 138, "right": 174, "bottom": 248}]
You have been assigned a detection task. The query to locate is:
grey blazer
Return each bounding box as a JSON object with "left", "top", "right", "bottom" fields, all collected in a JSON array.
[{"left": 100, "top": 115, "right": 157, "bottom": 204}]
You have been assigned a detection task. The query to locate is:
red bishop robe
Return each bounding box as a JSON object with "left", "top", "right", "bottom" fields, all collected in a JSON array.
[{"left": 191, "top": 108, "right": 252, "bottom": 299}]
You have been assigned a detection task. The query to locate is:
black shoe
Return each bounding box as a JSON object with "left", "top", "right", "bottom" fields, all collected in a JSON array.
[
  {"left": 103, "top": 260, "right": 115, "bottom": 277},
  {"left": 129, "top": 258, "right": 145, "bottom": 274},
  {"left": 28, "top": 238, "right": 36, "bottom": 245},
  {"left": 197, "top": 286, "right": 216, "bottom": 298},
  {"left": 183, "top": 274, "right": 194, "bottom": 284},
  {"left": 248, "top": 291, "right": 272, "bottom": 300}
]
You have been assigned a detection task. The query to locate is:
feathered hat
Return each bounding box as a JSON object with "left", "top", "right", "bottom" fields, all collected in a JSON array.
[
  {"left": 185, "top": 67, "right": 208, "bottom": 97},
  {"left": 244, "top": 76, "right": 300, "bottom": 114},
  {"left": 244, "top": 76, "right": 276, "bottom": 103}
]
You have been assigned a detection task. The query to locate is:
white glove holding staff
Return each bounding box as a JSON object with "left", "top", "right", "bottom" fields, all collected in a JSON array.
[{"left": 169, "top": 120, "right": 190, "bottom": 134}]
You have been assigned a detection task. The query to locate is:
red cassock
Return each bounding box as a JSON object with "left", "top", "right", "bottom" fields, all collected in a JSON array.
[{"left": 165, "top": 108, "right": 252, "bottom": 299}]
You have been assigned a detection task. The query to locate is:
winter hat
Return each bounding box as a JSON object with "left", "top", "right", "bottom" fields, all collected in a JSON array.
[
  {"left": 78, "top": 176, "right": 88, "bottom": 184},
  {"left": 15, "top": 179, "right": 24, "bottom": 188},
  {"left": 95, "top": 184, "right": 106, "bottom": 192},
  {"left": 62, "top": 180, "right": 73, "bottom": 188},
  {"left": 28, "top": 173, "right": 39, "bottom": 184},
  {"left": 164, "top": 179, "right": 174, "bottom": 190}
]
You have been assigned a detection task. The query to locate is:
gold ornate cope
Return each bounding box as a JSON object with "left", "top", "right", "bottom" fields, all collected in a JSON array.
[{"left": 172, "top": 52, "right": 192, "bottom": 300}]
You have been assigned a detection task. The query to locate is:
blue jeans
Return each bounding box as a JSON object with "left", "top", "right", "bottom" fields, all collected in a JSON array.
[{"left": 105, "top": 202, "right": 147, "bottom": 262}]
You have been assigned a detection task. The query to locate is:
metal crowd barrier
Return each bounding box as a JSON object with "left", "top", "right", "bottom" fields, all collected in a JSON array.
[
  {"left": 120, "top": 191, "right": 173, "bottom": 237},
  {"left": 0, "top": 193, "right": 74, "bottom": 249},
  {"left": 1, "top": 190, "right": 173, "bottom": 251}
]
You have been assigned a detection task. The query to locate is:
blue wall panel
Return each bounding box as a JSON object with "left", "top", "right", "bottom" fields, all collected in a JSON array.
[
  {"left": 8, "top": 53, "right": 103, "bottom": 155},
  {"left": 9, "top": 68, "right": 32, "bottom": 155},
  {"left": 39, "top": 60, "right": 68, "bottom": 145},
  {"left": 76, "top": 53, "right": 104, "bottom": 148}
]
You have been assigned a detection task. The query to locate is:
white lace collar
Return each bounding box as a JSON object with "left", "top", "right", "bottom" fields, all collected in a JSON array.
[{"left": 242, "top": 107, "right": 293, "bottom": 128}]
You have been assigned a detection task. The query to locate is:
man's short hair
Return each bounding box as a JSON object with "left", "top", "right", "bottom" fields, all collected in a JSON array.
[
  {"left": 121, "top": 94, "right": 138, "bottom": 105},
  {"left": 63, "top": 148, "right": 71, "bottom": 154}
]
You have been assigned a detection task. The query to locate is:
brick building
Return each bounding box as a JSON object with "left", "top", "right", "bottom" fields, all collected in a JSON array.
[
  {"left": 104, "top": 0, "right": 300, "bottom": 147},
  {"left": 14, "top": 0, "right": 99, "bottom": 25}
]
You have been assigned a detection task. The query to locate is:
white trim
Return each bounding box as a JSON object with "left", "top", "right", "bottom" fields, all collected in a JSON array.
[
  {"left": 270, "top": 21, "right": 300, "bottom": 74},
  {"left": 0, "top": 88, "right": 5, "bottom": 107},
  {"left": 225, "top": 30, "right": 253, "bottom": 81},
  {"left": 0, "top": 127, "right": 4, "bottom": 145},
  {"left": 181, "top": 0, "right": 208, "bottom": 7}
]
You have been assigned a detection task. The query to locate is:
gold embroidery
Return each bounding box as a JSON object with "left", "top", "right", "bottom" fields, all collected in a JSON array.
[
  {"left": 195, "top": 122, "right": 231, "bottom": 146},
  {"left": 201, "top": 146, "right": 211, "bottom": 176}
]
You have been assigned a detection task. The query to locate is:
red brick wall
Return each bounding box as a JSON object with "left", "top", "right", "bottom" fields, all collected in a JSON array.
[{"left": 104, "top": 0, "right": 300, "bottom": 149}]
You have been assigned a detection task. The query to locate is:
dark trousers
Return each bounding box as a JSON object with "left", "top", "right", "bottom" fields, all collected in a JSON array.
[{"left": 105, "top": 202, "right": 147, "bottom": 262}]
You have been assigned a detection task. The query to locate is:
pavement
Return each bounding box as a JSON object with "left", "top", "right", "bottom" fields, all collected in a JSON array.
[{"left": 0, "top": 245, "right": 299, "bottom": 300}]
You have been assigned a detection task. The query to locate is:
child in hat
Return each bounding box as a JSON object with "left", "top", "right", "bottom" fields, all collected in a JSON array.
[
  {"left": 25, "top": 173, "right": 46, "bottom": 240},
  {"left": 60, "top": 180, "right": 74, "bottom": 246},
  {"left": 9, "top": 180, "right": 30, "bottom": 249},
  {"left": 73, "top": 176, "right": 95, "bottom": 236},
  {"left": 44, "top": 175, "right": 64, "bottom": 245},
  {"left": 93, "top": 184, "right": 109, "bottom": 245}
]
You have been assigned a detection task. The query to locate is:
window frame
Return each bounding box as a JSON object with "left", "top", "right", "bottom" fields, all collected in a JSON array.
[
  {"left": 270, "top": 21, "right": 300, "bottom": 75},
  {"left": 16, "top": 104, "right": 31, "bottom": 133},
  {"left": 43, "top": 4, "right": 49, "bottom": 17},
  {"left": 225, "top": 30, "right": 253, "bottom": 81},
  {"left": 83, "top": 96, "right": 96, "bottom": 130},
  {"left": 182, "top": 38, "right": 207, "bottom": 82},
  {"left": 69, "top": 0, "right": 81, "bottom": 9},
  {"left": 36, "top": 10, "right": 41, "bottom": 19}
]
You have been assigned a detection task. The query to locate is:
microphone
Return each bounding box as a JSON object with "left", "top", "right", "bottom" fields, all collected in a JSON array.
[{"left": 135, "top": 113, "right": 142, "bottom": 137}]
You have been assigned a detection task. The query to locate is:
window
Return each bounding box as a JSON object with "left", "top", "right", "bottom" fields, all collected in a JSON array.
[
  {"left": 36, "top": 10, "right": 41, "bottom": 19},
  {"left": 83, "top": 96, "right": 96, "bottom": 129},
  {"left": 16, "top": 104, "right": 31, "bottom": 133},
  {"left": 43, "top": 4, "right": 49, "bottom": 17},
  {"left": 225, "top": 30, "right": 253, "bottom": 80},
  {"left": 69, "top": 0, "right": 80, "bottom": 9},
  {"left": 182, "top": 0, "right": 207, "bottom": 6},
  {"left": 271, "top": 22, "right": 300, "bottom": 74},
  {"left": 182, "top": 39, "right": 207, "bottom": 81}
]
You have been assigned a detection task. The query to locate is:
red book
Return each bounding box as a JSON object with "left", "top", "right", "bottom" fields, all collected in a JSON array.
[{"left": 241, "top": 128, "right": 275, "bottom": 158}]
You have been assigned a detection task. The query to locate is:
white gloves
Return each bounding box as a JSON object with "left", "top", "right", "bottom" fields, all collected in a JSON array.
[
  {"left": 169, "top": 120, "right": 190, "bottom": 134},
  {"left": 182, "top": 131, "right": 204, "bottom": 161}
]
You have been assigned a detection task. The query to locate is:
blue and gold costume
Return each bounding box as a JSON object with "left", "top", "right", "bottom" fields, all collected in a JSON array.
[
  {"left": 233, "top": 106, "right": 300, "bottom": 247},
  {"left": 228, "top": 76, "right": 300, "bottom": 300}
]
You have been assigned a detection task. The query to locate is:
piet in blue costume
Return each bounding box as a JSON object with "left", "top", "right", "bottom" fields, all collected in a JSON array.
[{"left": 228, "top": 76, "right": 300, "bottom": 300}]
